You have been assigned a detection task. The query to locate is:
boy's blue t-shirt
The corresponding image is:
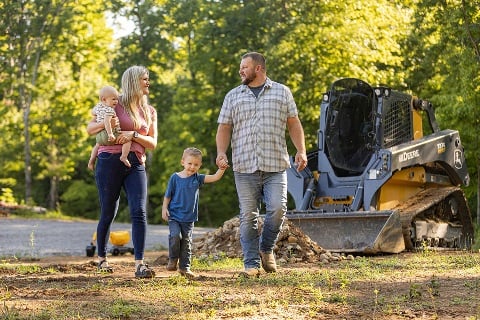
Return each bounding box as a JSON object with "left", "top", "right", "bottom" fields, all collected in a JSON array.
[{"left": 165, "top": 172, "right": 206, "bottom": 222}]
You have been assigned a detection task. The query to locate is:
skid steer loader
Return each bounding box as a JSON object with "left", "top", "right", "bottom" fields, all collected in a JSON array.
[{"left": 286, "top": 78, "right": 474, "bottom": 253}]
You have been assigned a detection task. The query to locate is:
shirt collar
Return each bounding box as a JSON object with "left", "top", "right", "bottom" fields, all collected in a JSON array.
[{"left": 240, "top": 77, "right": 273, "bottom": 92}]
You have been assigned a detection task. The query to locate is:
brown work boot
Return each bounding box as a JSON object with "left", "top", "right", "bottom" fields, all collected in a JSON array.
[
  {"left": 179, "top": 269, "right": 197, "bottom": 279},
  {"left": 239, "top": 268, "right": 260, "bottom": 278},
  {"left": 260, "top": 251, "right": 277, "bottom": 273},
  {"left": 166, "top": 258, "right": 178, "bottom": 271}
]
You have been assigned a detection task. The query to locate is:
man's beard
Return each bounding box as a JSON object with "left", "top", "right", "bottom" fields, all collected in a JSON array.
[{"left": 242, "top": 73, "right": 255, "bottom": 85}]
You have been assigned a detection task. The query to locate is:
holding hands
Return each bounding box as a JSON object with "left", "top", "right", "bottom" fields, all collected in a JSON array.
[{"left": 216, "top": 153, "right": 230, "bottom": 170}]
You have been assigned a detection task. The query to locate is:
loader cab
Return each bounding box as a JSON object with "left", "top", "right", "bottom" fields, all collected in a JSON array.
[{"left": 324, "top": 78, "right": 377, "bottom": 176}]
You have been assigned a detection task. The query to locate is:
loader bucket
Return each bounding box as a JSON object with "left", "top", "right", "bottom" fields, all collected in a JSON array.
[{"left": 285, "top": 210, "right": 405, "bottom": 254}]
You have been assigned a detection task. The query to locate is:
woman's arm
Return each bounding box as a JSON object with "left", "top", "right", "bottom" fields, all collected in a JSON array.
[
  {"left": 86, "top": 117, "right": 104, "bottom": 136},
  {"left": 86, "top": 116, "right": 119, "bottom": 136},
  {"left": 117, "top": 108, "right": 158, "bottom": 149}
]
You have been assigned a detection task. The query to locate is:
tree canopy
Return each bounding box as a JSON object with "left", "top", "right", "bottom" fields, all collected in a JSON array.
[{"left": 0, "top": 0, "right": 478, "bottom": 227}]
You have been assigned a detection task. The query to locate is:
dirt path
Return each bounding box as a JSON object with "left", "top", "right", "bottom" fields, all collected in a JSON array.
[
  {"left": 2, "top": 251, "right": 480, "bottom": 319},
  {"left": 2, "top": 218, "right": 480, "bottom": 319}
]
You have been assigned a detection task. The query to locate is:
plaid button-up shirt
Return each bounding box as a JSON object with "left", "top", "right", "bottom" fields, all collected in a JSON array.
[{"left": 218, "top": 77, "right": 299, "bottom": 173}]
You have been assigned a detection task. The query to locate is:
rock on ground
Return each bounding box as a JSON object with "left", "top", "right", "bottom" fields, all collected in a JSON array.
[{"left": 193, "top": 217, "right": 353, "bottom": 264}]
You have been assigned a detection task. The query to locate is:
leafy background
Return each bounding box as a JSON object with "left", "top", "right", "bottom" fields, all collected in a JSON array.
[{"left": 0, "top": 0, "right": 479, "bottom": 228}]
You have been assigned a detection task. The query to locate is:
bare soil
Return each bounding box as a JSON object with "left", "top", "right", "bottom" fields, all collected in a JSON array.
[{"left": 1, "top": 250, "right": 480, "bottom": 319}]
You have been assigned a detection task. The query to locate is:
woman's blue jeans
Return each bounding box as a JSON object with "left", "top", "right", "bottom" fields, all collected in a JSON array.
[
  {"left": 168, "top": 220, "right": 194, "bottom": 270},
  {"left": 234, "top": 170, "right": 287, "bottom": 269},
  {"left": 95, "top": 152, "right": 148, "bottom": 260}
]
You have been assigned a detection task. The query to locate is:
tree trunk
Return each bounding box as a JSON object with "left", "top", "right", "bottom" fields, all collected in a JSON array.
[
  {"left": 21, "top": 41, "right": 42, "bottom": 205},
  {"left": 477, "top": 160, "right": 479, "bottom": 225},
  {"left": 20, "top": 82, "right": 32, "bottom": 205},
  {"left": 48, "top": 176, "right": 58, "bottom": 210}
]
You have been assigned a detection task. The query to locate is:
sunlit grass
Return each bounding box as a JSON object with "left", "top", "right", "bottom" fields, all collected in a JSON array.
[
  {"left": 2, "top": 252, "right": 480, "bottom": 319},
  {"left": 104, "top": 299, "right": 141, "bottom": 318},
  {"left": 192, "top": 253, "right": 243, "bottom": 271},
  {"left": 0, "top": 263, "right": 56, "bottom": 275},
  {"left": 10, "top": 210, "right": 92, "bottom": 222}
]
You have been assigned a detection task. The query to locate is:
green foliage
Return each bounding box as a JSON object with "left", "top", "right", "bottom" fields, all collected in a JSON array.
[
  {"left": 403, "top": 0, "right": 480, "bottom": 218},
  {"left": 0, "top": 0, "right": 114, "bottom": 210},
  {"left": 60, "top": 180, "right": 99, "bottom": 219},
  {"left": 0, "top": 0, "right": 478, "bottom": 225},
  {"left": 0, "top": 187, "right": 16, "bottom": 204},
  {"left": 269, "top": 0, "right": 416, "bottom": 148}
]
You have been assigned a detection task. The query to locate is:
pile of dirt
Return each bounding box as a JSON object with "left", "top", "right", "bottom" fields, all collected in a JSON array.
[{"left": 193, "top": 217, "right": 351, "bottom": 263}]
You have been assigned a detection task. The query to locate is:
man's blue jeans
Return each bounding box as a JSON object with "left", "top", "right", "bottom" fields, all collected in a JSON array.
[
  {"left": 168, "top": 220, "right": 194, "bottom": 270},
  {"left": 95, "top": 152, "right": 148, "bottom": 260},
  {"left": 234, "top": 171, "right": 287, "bottom": 269}
]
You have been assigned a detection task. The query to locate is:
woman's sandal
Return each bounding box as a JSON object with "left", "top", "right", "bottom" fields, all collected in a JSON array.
[
  {"left": 97, "top": 260, "right": 114, "bottom": 273},
  {"left": 135, "top": 264, "right": 155, "bottom": 278}
]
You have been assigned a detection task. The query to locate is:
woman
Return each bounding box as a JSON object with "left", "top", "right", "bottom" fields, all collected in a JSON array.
[{"left": 87, "top": 66, "right": 158, "bottom": 278}]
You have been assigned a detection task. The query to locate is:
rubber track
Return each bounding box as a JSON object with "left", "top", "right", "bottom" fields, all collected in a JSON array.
[{"left": 392, "top": 186, "right": 474, "bottom": 250}]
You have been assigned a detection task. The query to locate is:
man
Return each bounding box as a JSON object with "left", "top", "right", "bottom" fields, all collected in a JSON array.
[{"left": 216, "top": 52, "right": 308, "bottom": 277}]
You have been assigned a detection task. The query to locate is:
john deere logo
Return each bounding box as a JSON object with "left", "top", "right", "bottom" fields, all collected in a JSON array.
[
  {"left": 399, "top": 150, "right": 420, "bottom": 162},
  {"left": 454, "top": 150, "right": 463, "bottom": 169}
]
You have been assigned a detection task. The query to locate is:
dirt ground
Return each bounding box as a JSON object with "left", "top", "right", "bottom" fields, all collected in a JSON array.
[{"left": 1, "top": 250, "right": 480, "bottom": 319}]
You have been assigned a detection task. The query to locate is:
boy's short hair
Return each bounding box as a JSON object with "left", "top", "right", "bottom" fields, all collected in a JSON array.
[{"left": 183, "top": 147, "right": 203, "bottom": 159}]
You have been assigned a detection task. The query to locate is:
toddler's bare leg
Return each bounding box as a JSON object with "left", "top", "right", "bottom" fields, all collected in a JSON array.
[
  {"left": 120, "top": 142, "right": 132, "bottom": 167},
  {"left": 88, "top": 143, "right": 99, "bottom": 170}
]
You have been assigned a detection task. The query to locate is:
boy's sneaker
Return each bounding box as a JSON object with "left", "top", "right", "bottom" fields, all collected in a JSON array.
[
  {"left": 135, "top": 264, "right": 155, "bottom": 278},
  {"left": 166, "top": 258, "right": 178, "bottom": 271},
  {"left": 239, "top": 268, "right": 260, "bottom": 278},
  {"left": 179, "top": 269, "right": 196, "bottom": 279},
  {"left": 97, "top": 260, "right": 113, "bottom": 273}
]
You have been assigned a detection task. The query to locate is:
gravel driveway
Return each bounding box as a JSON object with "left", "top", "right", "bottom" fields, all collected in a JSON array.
[{"left": 0, "top": 218, "right": 212, "bottom": 258}]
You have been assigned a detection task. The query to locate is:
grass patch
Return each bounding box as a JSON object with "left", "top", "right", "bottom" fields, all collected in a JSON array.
[
  {"left": 0, "top": 263, "right": 56, "bottom": 275},
  {"left": 9, "top": 210, "right": 96, "bottom": 222},
  {"left": 1, "top": 252, "right": 480, "bottom": 319},
  {"left": 192, "top": 253, "right": 243, "bottom": 271}
]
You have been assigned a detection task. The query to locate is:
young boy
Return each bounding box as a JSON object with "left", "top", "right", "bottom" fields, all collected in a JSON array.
[
  {"left": 162, "top": 147, "right": 228, "bottom": 279},
  {"left": 87, "top": 85, "right": 132, "bottom": 170}
]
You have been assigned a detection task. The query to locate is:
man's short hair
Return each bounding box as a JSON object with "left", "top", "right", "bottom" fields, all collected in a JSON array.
[{"left": 242, "top": 52, "right": 266, "bottom": 70}]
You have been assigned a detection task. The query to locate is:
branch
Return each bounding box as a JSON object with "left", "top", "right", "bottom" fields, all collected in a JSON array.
[{"left": 461, "top": 0, "right": 480, "bottom": 62}]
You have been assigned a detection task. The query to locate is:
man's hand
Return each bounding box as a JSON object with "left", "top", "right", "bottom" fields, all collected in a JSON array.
[
  {"left": 294, "top": 151, "right": 308, "bottom": 171},
  {"left": 216, "top": 153, "right": 229, "bottom": 169}
]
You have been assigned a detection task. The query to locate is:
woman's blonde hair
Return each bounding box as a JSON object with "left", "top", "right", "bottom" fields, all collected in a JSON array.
[{"left": 120, "top": 66, "right": 151, "bottom": 130}]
